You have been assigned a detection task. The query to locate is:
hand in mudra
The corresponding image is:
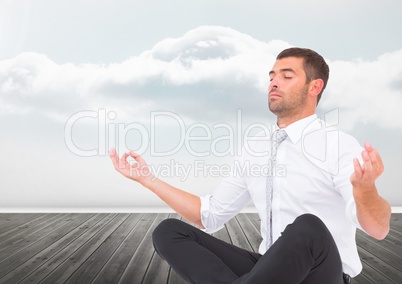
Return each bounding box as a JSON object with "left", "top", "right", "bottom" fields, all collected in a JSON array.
[
  {"left": 109, "top": 148, "right": 154, "bottom": 184},
  {"left": 350, "top": 142, "right": 384, "bottom": 192}
]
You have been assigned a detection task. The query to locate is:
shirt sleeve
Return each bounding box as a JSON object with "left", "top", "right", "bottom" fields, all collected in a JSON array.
[
  {"left": 333, "top": 131, "right": 364, "bottom": 230},
  {"left": 200, "top": 155, "right": 252, "bottom": 233}
]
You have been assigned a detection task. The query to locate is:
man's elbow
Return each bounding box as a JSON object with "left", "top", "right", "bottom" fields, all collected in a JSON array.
[
  {"left": 369, "top": 224, "right": 390, "bottom": 240},
  {"left": 194, "top": 218, "right": 205, "bottom": 229}
]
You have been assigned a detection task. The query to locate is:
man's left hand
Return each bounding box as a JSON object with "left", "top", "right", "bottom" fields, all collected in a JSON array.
[{"left": 350, "top": 142, "right": 384, "bottom": 191}]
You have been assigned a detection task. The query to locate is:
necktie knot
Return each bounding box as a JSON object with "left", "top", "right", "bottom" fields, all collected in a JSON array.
[{"left": 273, "top": 129, "right": 287, "bottom": 145}]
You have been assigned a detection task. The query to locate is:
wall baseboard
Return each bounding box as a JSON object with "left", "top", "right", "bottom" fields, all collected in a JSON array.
[
  {"left": 391, "top": 207, "right": 402, "bottom": 213},
  {"left": 1, "top": 207, "right": 401, "bottom": 213}
]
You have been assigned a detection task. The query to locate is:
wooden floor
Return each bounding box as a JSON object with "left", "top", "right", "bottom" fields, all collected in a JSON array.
[{"left": 0, "top": 213, "right": 401, "bottom": 284}]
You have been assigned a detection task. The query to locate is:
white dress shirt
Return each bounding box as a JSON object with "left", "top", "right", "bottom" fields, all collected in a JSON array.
[{"left": 200, "top": 114, "right": 364, "bottom": 277}]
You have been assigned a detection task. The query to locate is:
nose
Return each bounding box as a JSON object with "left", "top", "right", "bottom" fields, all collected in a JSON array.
[{"left": 269, "top": 79, "right": 278, "bottom": 93}]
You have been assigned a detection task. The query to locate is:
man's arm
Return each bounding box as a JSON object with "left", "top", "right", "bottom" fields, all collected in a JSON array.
[
  {"left": 109, "top": 148, "right": 204, "bottom": 228},
  {"left": 350, "top": 142, "right": 391, "bottom": 240}
]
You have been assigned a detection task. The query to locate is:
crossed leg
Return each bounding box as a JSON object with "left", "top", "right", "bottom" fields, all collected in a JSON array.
[{"left": 153, "top": 214, "right": 344, "bottom": 284}]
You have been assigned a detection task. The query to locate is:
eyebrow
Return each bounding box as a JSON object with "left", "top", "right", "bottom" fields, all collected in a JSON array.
[{"left": 269, "top": 68, "right": 296, "bottom": 76}]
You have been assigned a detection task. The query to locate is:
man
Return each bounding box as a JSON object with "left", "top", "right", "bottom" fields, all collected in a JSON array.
[{"left": 109, "top": 48, "right": 391, "bottom": 283}]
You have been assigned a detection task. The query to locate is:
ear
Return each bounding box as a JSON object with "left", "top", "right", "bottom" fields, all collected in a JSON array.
[{"left": 308, "top": 79, "right": 324, "bottom": 98}]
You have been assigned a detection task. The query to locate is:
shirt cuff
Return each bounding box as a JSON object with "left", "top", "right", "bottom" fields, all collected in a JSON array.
[
  {"left": 200, "top": 194, "right": 224, "bottom": 234},
  {"left": 345, "top": 197, "right": 364, "bottom": 231}
]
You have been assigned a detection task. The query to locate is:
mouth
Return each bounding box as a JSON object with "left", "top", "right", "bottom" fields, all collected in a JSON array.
[{"left": 269, "top": 91, "right": 281, "bottom": 100}]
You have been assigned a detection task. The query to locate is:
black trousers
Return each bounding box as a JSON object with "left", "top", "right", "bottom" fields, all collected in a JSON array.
[{"left": 153, "top": 214, "right": 349, "bottom": 284}]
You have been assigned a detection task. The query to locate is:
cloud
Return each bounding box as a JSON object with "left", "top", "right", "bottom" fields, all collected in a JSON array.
[
  {"left": 0, "top": 25, "right": 401, "bottom": 129},
  {"left": 0, "top": 52, "right": 100, "bottom": 119},
  {"left": 323, "top": 50, "right": 402, "bottom": 129},
  {"left": 1, "top": 25, "right": 401, "bottom": 209}
]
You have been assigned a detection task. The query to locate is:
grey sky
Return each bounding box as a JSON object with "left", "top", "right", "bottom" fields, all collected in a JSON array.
[
  {"left": 1, "top": 0, "right": 402, "bottom": 63},
  {"left": 0, "top": 0, "right": 401, "bottom": 210}
]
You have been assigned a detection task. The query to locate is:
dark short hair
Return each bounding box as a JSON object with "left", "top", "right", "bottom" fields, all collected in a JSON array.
[{"left": 276, "top": 47, "right": 329, "bottom": 105}]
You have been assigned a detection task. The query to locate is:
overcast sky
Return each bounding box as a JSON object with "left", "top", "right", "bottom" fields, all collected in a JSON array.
[{"left": 1, "top": 0, "right": 401, "bottom": 210}]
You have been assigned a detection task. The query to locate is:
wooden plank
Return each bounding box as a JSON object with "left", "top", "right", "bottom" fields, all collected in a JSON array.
[
  {"left": 64, "top": 214, "right": 143, "bottom": 284},
  {"left": 0, "top": 213, "right": 44, "bottom": 232},
  {"left": 382, "top": 229, "right": 402, "bottom": 255},
  {"left": 21, "top": 213, "right": 112, "bottom": 283},
  {"left": 358, "top": 229, "right": 402, "bottom": 256},
  {"left": 0, "top": 213, "right": 57, "bottom": 243},
  {"left": 357, "top": 246, "right": 401, "bottom": 283},
  {"left": 352, "top": 272, "right": 375, "bottom": 284},
  {"left": 246, "top": 213, "right": 261, "bottom": 232},
  {"left": 118, "top": 213, "right": 169, "bottom": 284},
  {"left": 0, "top": 213, "right": 71, "bottom": 259},
  {"left": 390, "top": 214, "right": 402, "bottom": 233},
  {"left": 0, "top": 213, "right": 98, "bottom": 283},
  {"left": 226, "top": 216, "right": 253, "bottom": 251},
  {"left": 0, "top": 213, "right": 399, "bottom": 283},
  {"left": 39, "top": 214, "right": 129, "bottom": 284},
  {"left": 236, "top": 214, "right": 262, "bottom": 253},
  {"left": 356, "top": 232, "right": 402, "bottom": 271},
  {"left": 91, "top": 213, "right": 154, "bottom": 284},
  {"left": 0, "top": 213, "right": 79, "bottom": 278}
]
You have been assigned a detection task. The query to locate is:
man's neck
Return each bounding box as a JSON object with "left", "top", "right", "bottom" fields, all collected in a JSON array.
[{"left": 276, "top": 110, "right": 315, "bottom": 128}]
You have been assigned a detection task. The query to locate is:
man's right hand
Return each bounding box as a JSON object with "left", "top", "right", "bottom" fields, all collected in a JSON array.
[
  {"left": 109, "top": 147, "right": 203, "bottom": 228},
  {"left": 109, "top": 148, "right": 154, "bottom": 186}
]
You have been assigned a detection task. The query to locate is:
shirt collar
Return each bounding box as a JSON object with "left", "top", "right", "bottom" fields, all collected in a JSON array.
[{"left": 280, "top": 114, "right": 318, "bottom": 144}]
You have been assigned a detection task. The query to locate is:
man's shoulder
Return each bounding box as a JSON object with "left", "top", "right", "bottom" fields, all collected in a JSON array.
[
  {"left": 302, "top": 117, "right": 361, "bottom": 145},
  {"left": 300, "top": 118, "right": 363, "bottom": 169}
]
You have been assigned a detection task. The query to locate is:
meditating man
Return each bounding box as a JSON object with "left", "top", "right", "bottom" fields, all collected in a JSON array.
[{"left": 110, "top": 47, "right": 391, "bottom": 284}]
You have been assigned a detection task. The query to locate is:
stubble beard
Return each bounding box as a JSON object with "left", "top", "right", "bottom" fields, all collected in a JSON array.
[{"left": 268, "top": 86, "right": 309, "bottom": 118}]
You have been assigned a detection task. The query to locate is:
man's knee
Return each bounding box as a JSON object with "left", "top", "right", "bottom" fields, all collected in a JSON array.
[
  {"left": 295, "top": 214, "right": 325, "bottom": 228},
  {"left": 291, "top": 214, "right": 330, "bottom": 240},
  {"left": 153, "top": 218, "right": 180, "bottom": 241},
  {"left": 152, "top": 218, "right": 185, "bottom": 253}
]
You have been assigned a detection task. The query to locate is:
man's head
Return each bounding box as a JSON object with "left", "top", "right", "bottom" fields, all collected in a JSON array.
[
  {"left": 276, "top": 47, "right": 329, "bottom": 105},
  {"left": 268, "top": 48, "right": 329, "bottom": 127}
]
